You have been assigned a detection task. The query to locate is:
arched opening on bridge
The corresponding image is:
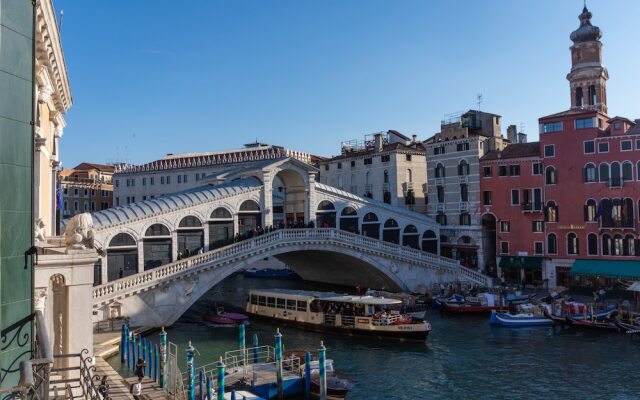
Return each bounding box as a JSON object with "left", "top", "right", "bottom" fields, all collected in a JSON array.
[
  {"left": 238, "top": 200, "right": 262, "bottom": 237},
  {"left": 422, "top": 230, "right": 438, "bottom": 254},
  {"left": 273, "top": 169, "right": 307, "bottom": 227},
  {"left": 440, "top": 235, "right": 452, "bottom": 258},
  {"left": 481, "top": 213, "right": 497, "bottom": 276},
  {"left": 143, "top": 223, "right": 172, "bottom": 270},
  {"left": 361, "top": 212, "right": 380, "bottom": 239},
  {"left": 457, "top": 236, "right": 478, "bottom": 268},
  {"left": 316, "top": 200, "right": 336, "bottom": 228},
  {"left": 382, "top": 219, "right": 400, "bottom": 244},
  {"left": 208, "top": 207, "right": 234, "bottom": 250},
  {"left": 107, "top": 232, "right": 138, "bottom": 281},
  {"left": 177, "top": 216, "right": 204, "bottom": 257},
  {"left": 339, "top": 206, "right": 358, "bottom": 233},
  {"left": 402, "top": 225, "right": 420, "bottom": 249}
]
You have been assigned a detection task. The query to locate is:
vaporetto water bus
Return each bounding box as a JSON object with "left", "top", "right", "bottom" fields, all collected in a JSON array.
[{"left": 245, "top": 289, "right": 431, "bottom": 341}]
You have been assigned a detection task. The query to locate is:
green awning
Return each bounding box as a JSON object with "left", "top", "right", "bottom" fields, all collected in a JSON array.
[
  {"left": 498, "top": 256, "right": 543, "bottom": 269},
  {"left": 570, "top": 259, "right": 640, "bottom": 279}
]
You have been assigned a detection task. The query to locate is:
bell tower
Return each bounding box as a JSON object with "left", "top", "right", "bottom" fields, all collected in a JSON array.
[{"left": 567, "top": 6, "right": 608, "bottom": 114}]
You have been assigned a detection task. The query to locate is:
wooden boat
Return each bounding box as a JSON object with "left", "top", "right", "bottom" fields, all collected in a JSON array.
[
  {"left": 566, "top": 317, "right": 621, "bottom": 332},
  {"left": 615, "top": 321, "right": 640, "bottom": 334},
  {"left": 490, "top": 304, "right": 552, "bottom": 327},
  {"left": 441, "top": 293, "right": 506, "bottom": 313},
  {"left": 246, "top": 289, "right": 431, "bottom": 341},
  {"left": 244, "top": 268, "right": 300, "bottom": 279},
  {"left": 310, "top": 371, "right": 354, "bottom": 400},
  {"left": 204, "top": 307, "right": 248, "bottom": 326}
]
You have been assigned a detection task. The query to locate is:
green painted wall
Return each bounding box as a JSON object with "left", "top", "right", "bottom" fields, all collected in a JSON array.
[{"left": 0, "top": 0, "right": 34, "bottom": 389}]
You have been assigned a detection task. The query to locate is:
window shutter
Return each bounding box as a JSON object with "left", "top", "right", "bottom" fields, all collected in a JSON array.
[{"left": 583, "top": 205, "right": 589, "bottom": 222}]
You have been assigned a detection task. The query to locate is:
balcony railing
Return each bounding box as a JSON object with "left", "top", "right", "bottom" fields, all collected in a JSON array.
[
  {"left": 521, "top": 202, "right": 543, "bottom": 212},
  {"left": 434, "top": 177, "right": 444, "bottom": 186},
  {"left": 608, "top": 178, "right": 623, "bottom": 188},
  {"left": 459, "top": 175, "right": 469, "bottom": 184},
  {"left": 364, "top": 184, "right": 373, "bottom": 193}
]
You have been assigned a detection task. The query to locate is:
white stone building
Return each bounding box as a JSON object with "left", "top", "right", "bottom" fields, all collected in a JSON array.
[
  {"left": 424, "top": 110, "right": 508, "bottom": 270},
  {"left": 318, "top": 130, "right": 428, "bottom": 215}
]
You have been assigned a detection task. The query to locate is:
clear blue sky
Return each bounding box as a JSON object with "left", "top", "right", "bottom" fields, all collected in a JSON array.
[{"left": 56, "top": 0, "right": 640, "bottom": 168}]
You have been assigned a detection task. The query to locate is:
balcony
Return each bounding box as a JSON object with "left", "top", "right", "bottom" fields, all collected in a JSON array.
[
  {"left": 459, "top": 202, "right": 469, "bottom": 212},
  {"left": 403, "top": 182, "right": 414, "bottom": 191},
  {"left": 382, "top": 182, "right": 390, "bottom": 192},
  {"left": 436, "top": 203, "right": 445, "bottom": 212},
  {"left": 521, "top": 202, "right": 543, "bottom": 213},
  {"left": 434, "top": 177, "right": 445, "bottom": 186},
  {"left": 459, "top": 175, "right": 469, "bottom": 184},
  {"left": 365, "top": 183, "right": 373, "bottom": 193}
]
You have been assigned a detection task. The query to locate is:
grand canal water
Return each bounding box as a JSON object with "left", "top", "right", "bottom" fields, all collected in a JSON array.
[{"left": 113, "top": 273, "right": 640, "bottom": 399}]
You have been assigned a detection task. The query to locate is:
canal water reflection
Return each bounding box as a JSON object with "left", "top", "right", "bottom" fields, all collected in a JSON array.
[{"left": 115, "top": 273, "right": 640, "bottom": 399}]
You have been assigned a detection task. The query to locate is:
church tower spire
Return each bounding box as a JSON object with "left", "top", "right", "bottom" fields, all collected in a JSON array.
[{"left": 567, "top": 5, "right": 608, "bottom": 114}]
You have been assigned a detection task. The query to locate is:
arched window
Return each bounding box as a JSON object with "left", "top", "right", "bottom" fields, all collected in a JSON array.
[
  {"left": 624, "top": 235, "right": 635, "bottom": 256},
  {"left": 210, "top": 207, "right": 232, "bottom": 219},
  {"left": 458, "top": 160, "right": 469, "bottom": 176},
  {"left": 365, "top": 171, "right": 370, "bottom": 185},
  {"left": 317, "top": 200, "right": 335, "bottom": 211},
  {"left": 361, "top": 212, "right": 380, "bottom": 239},
  {"left": 384, "top": 219, "right": 398, "bottom": 228},
  {"left": 435, "top": 163, "right": 445, "bottom": 178},
  {"left": 239, "top": 200, "right": 260, "bottom": 211},
  {"left": 316, "top": 201, "right": 336, "bottom": 228},
  {"left": 602, "top": 234, "right": 612, "bottom": 255},
  {"left": 637, "top": 162, "right": 640, "bottom": 181},
  {"left": 145, "top": 224, "right": 170, "bottom": 236},
  {"left": 567, "top": 233, "right": 579, "bottom": 255},
  {"left": 547, "top": 234, "right": 557, "bottom": 254},
  {"left": 179, "top": 216, "right": 202, "bottom": 228},
  {"left": 584, "top": 199, "right": 596, "bottom": 222},
  {"left": 611, "top": 162, "right": 621, "bottom": 186},
  {"left": 584, "top": 163, "right": 597, "bottom": 182},
  {"left": 178, "top": 216, "right": 204, "bottom": 256},
  {"left": 622, "top": 161, "right": 633, "bottom": 181},
  {"left": 422, "top": 230, "right": 438, "bottom": 254},
  {"left": 383, "top": 170, "right": 389, "bottom": 184},
  {"left": 575, "top": 87, "right": 584, "bottom": 107},
  {"left": 460, "top": 184, "right": 468, "bottom": 202},
  {"left": 107, "top": 233, "right": 138, "bottom": 281},
  {"left": 588, "top": 84, "right": 596, "bottom": 105},
  {"left": 613, "top": 234, "right": 623, "bottom": 256},
  {"left": 545, "top": 201, "right": 558, "bottom": 223},
  {"left": 339, "top": 206, "right": 358, "bottom": 233},
  {"left": 545, "top": 166, "right": 557, "bottom": 185},
  {"left": 143, "top": 224, "right": 172, "bottom": 270},
  {"left": 587, "top": 233, "right": 598, "bottom": 255},
  {"left": 406, "top": 169, "right": 412, "bottom": 183},
  {"left": 402, "top": 225, "right": 420, "bottom": 249},
  {"left": 382, "top": 219, "right": 400, "bottom": 244},
  {"left": 599, "top": 163, "right": 610, "bottom": 182},
  {"left": 109, "top": 233, "right": 136, "bottom": 247}
]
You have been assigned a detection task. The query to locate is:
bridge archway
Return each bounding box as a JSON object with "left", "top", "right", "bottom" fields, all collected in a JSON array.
[
  {"left": 316, "top": 200, "right": 336, "bottom": 228},
  {"left": 177, "top": 216, "right": 204, "bottom": 257},
  {"left": 402, "top": 225, "right": 419, "bottom": 249},
  {"left": 361, "top": 212, "right": 380, "bottom": 239},
  {"left": 107, "top": 232, "right": 138, "bottom": 281},
  {"left": 422, "top": 230, "right": 437, "bottom": 254},
  {"left": 339, "top": 206, "right": 358, "bottom": 233},
  {"left": 273, "top": 168, "right": 307, "bottom": 226},
  {"left": 143, "top": 223, "right": 172, "bottom": 270},
  {"left": 238, "top": 200, "right": 261, "bottom": 237},
  {"left": 208, "top": 207, "right": 234, "bottom": 250},
  {"left": 382, "top": 219, "right": 400, "bottom": 244}
]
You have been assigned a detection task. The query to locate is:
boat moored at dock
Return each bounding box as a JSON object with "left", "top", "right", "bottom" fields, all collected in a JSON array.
[{"left": 245, "top": 289, "right": 431, "bottom": 341}]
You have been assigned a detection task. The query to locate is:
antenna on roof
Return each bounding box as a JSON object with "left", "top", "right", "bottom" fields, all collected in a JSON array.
[
  {"left": 476, "top": 94, "right": 483, "bottom": 128},
  {"left": 520, "top": 122, "right": 526, "bottom": 133},
  {"left": 59, "top": 10, "right": 64, "bottom": 34}
]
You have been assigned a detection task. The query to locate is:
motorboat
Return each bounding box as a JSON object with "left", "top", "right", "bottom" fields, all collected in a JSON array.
[
  {"left": 243, "top": 268, "right": 300, "bottom": 279},
  {"left": 204, "top": 306, "right": 248, "bottom": 326},
  {"left": 441, "top": 293, "right": 506, "bottom": 313},
  {"left": 490, "top": 303, "right": 552, "bottom": 327}
]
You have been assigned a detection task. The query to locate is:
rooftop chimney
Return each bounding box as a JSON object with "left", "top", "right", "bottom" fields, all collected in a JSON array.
[
  {"left": 374, "top": 133, "right": 383, "bottom": 152},
  {"left": 507, "top": 125, "right": 517, "bottom": 143}
]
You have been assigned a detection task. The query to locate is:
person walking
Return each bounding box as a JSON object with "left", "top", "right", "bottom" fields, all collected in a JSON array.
[
  {"left": 131, "top": 377, "right": 142, "bottom": 400},
  {"left": 134, "top": 358, "right": 145, "bottom": 379},
  {"left": 599, "top": 287, "right": 606, "bottom": 303}
]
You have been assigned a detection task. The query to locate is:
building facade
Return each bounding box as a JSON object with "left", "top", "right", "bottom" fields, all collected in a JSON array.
[
  {"left": 318, "top": 130, "right": 428, "bottom": 216},
  {"left": 60, "top": 163, "right": 115, "bottom": 218},
  {"left": 424, "top": 110, "right": 508, "bottom": 271},
  {"left": 483, "top": 6, "right": 640, "bottom": 291},
  {"left": 113, "top": 142, "right": 315, "bottom": 206}
]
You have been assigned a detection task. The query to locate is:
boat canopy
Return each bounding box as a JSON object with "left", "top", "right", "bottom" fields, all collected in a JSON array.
[
  {"left": 249, "top": 289, "right": 402, "bottom": 305},
  {"left": 570, "top": 259, "right": 640, "bottom": 280}
]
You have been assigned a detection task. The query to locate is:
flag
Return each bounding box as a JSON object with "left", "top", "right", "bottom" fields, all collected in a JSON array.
[{"left": 56, "top": 181, "right": 63, "bottom": 209}]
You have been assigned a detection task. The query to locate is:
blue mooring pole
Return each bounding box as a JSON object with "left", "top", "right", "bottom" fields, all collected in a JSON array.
[
  {"left": 159, "top": 327, "right": 168, "bottom": 389},
  {"left": 318, "top": 341, "right": 327, "bottom": 400},
  {"left": 216, "top": 357, "right": 225, "bottom": 400},
  {"left": 230, "top": 389, "right": 236, "bottom": 400},
  {"left": 127, "top": 328, "right": 132, "bottom": 370},
  {"left": 142, "top": 337, "right": 148, "bottom": 376},
  {"left": 275, "top": 329, "right": 284, "bottom": 400},
  {"left": 187, "top": 341, "right": 196, "bottom": 400},
  {"left": 120, "top": 324, "right": 126, "bottom": 363},
  {"left": 206, "top": 375, "right": 212, "bottom": 400},
  {"left": 305, "top": 352, "right": 311, "bottom": 399},
  {"left": 199, "top": 370, "right": 204, "bottom": 400},
  {"left": 154, "top": 344, "right": 159, "bottom": 381},
  {"left": 252, "top": 334, "right": 259, "bottom": 364},
  {"left": 132, "top": 334, "right": 137, "bottom": 369}
]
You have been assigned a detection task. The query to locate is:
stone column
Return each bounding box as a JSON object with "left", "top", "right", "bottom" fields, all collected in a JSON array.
[
  {"left": 262, "top": 170, "right": 273, "bottom": 227},
  {"left": 138, "top": 239, "right": 145, "bottom": 273},
  {"left": 306, "top": 173, "right": 316, "bottom": 224}
]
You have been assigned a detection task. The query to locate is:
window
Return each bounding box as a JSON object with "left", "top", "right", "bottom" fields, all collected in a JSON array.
[
  {"left": 584, "top": 163, "right": 597, "bottom": 182},
  {"left": 511, "top": 189, "right": 520, "bottom": 205},
  {"left": 115, "top": 179, "right": 120, "bottom": 188},
  {"left": 614, "top": 122, "right": 622, "bottom": 130},
  {"left": 324, "top": 164, "right": 329, "bottom": 171},
  {"left": 63, "top": 200, "right": 68, "bottom": 210},
  {"left": 483, "top": 166, "right": 492, "bottom": 177},
  {"left": 541, "top": 121, "right": 563, "bottom": 133},
  {"left": 500, "top": 241, "right": 509, "bottom": 254},
  {"left": 599, "top": 163, "right": 610, "bottom": 182},
  {"left": 436, "top": 212, "right": 447, "bottom": 225},
  {"left": 622, "top": 162, "right": 633, "bottom": 181},
  {"left": 74, "top": 188, "right": 78, "bottom": 196},
  {"left": 183, "top": 174, "right": 187, "bottom": 183},
  {"left": 584, "top": 141, "right": 595, "bottom": 154},
  {"left": 178, "top": 175, "right": 182, "bottom": 183},
  {"left": 575, "top": 117, "right": 595, "bottom": 129},
  {"left": 350, "top": 160, "right": 355, "bottom": 167},
  {"left": 456, "top": 142, "right": 470, "bottom": 151},
  {"left": 584, "top": 199, "right": 596, "bottom": 222},
  {"left": 598, "top": 142, "right": 609, "bottom": 153},
  {"left": 435, "top": 164, "right": 445, "bottom": 178},
  {"left": 433, "top": 146, "right": 445, "bottom": 155},
  {"left": 460, "top": 184, "right": 468, "bottom": 201},
  {"left": 588, "top": 85, "right": 596, "bottom": 105},
  {"left": 567, "top": 233, "right": 579, "bottom": 255},
  {"left": 545, "top": 166, "right": 557, "bottom": 185},
  {"left": 115, "top": 198, "right": 119, "bottom": 206},
  {"left": 532, "top": 163, "right": 542, "bottom": 175},
  {"left": 621, "top": 141, "right": 632, "bottom": 151},
  {"left": 534, "top": 242, "right": 544, "bottom": 255},
  {"left": 509, "top": 165, "right": 520, "bottom": 176},
  {"left": 458, "top": 161, "right": 469, "bottom": 176},
  {"left": 545, "top": 201, "right": 558, "bottom": 222},
  {"left": 131, "top": 179, "right": 135, "bottom": 187},
  {"left": 160, "top": 176, "right": 165, "bottom": 184},
  {"left": 84, "top": 189, "right": 88, "bottom": 196},
  {"left": 588, "top": 234, "right": 598, "bottom": 255},
  {"left": 406, "top": 169, "right": 412, "bottom": 183},
  {"left": 532, "top": 221, "right": 544, "bottom": 232},
  {"left": 381, "top": 155, "right": 390, "bottom": 163},
  {"left": 459, "top": 212, "right": 471, "bottom": 225},
  {"left": 437, "top": 186, "right": 444, "bottom": 203},
  {"left": 337, "top": 162, "right": 342, "bottom": 169},
  {"left": 166, "top": 176, "right": 170, "bottom": 184},
  {"left": 547, "top": 234, "right": 557, "bottom": 254},
  {"left": 364, "top": 158, "right": 372, "bottom": 165},
  {"left": 637, "top": 140, "right": 640, "bottom": 150},
  {"left": 500, "top": 221, "right": 510, "bottom": 232},
  {"left": 195, "top": 174, "right": 200, "bottom": 181},
  {"left": 142, "top": 196, "right": 147, "bottom": 201},
  {"left": 406, "top": 154, "right": 412, "bottom": 161},
  {"left": 483, "top": 191, "right": 492, "bottom": 205},
  {"left": 498, "top": 166, "right": 507, "bottom": 176},
  {"left": 142, "top": 177, "right": 147, "bottom": 185},
  {"left": 602, "top": 234, "right": 612, "bottom": 255},
  {"left": 544, "top": 145, "right": 555, "bottom": 157},
  {"left": 91, "top": 189, "right": 96, "bottom": 196},
  {"left": 63, "top": 188, "right": 68, "bottom": 195}
]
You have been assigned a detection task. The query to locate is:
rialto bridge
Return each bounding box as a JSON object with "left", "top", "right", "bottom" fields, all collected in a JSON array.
[{"left": 89, "top": 158, "right": 491, "bottom": 326}]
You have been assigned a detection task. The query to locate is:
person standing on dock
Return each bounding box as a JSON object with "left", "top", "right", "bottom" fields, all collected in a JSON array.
[
  {"left": 131, "top": 377, "right": 142, "bottom": 400},
  {"left": 135, "top": 358, "right": 145, "bottom": 379}
]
